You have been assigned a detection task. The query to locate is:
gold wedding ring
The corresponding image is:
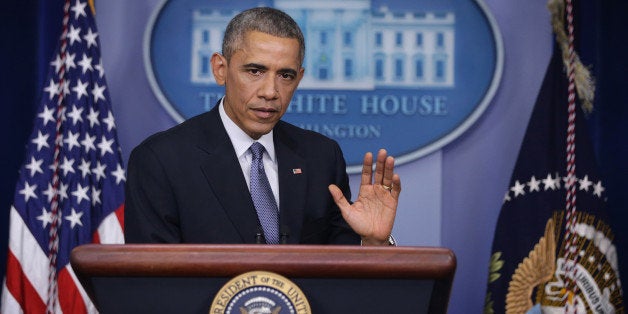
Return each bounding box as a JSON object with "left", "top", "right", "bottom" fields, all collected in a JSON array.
[{"left": 382, "top": 184, "right": 392, "bottom": 191}]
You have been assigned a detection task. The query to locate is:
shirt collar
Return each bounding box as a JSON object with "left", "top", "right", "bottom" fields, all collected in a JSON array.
[{"left": 218, "top": 98, "right": 276, "bottom": 161}]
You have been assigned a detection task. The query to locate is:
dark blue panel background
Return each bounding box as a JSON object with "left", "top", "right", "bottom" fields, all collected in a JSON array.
[{"left": 580, "top": 1, "right": 628, "bottom": 294}]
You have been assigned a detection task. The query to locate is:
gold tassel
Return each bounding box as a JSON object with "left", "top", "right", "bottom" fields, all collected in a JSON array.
[{"left": 547, "top": 0, "right": 595, "bottom": 113}]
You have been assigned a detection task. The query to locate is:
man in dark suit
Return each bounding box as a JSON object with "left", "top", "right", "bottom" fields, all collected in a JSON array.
[{"left": 125, "top": 7, "right": 401, "bottom": 246}]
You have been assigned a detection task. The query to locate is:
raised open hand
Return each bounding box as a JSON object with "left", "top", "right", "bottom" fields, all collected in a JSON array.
[{"left": 328, "top": 149, "right": 401, "bottom": 245}]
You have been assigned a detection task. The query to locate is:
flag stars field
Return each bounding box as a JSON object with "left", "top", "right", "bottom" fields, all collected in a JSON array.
[
  {"left": 83, "top": 28, "right": 98, "bottom": 48},
  {"left": 72, "top": 79, "right": 89, "bottom": 100},
  {"left": 81, "top": 133, "right": 96, "bottom": 153},
  {"left": 36, "top": 207, "right": 54, "bottom": 228},
  {"left": 44, "top": 79, "right": 59, "bottom": 100},
  {"left": 77, "top": 54, "right": 93, "bottom": 74},
  {"left": 91, "top": 187, "right": 101, "bottom": 206},
  {"left": 64, "top": 131, "right": 81, "bottom": 150},
  {"left": 65, "top": 52, "right": 77, "bottom": 70},
  {"left": 92, "top": 82, "right": 106, "bottom": 103},
  {"left": 19, "top": 182, "right": 38, "bottom": 202},
  {"left": 77, "top": 159, "right": 91, "bottom": 178},
  {"left": 67, "top": 25, "right": 82, "bottom": 46},
  {"left": 25, "top": 157, "right": 44, "bottom": 177},
  {"left": 92, "top": 161, "right": 107, "bottom": 181},
  {"left": 87, "top": 107, "right": 100, "bottom": 127},
  {"left": 38, "top": 106, "right": 56, "bottom": 125},
  {"left": 64, "top": 208, "right": 84, "bottom": 229},
  {"left": 70, "top": 0, "right": 87, "bottom": 19},
  {"left": 97, "top": 136, "right": 114, "bottom": 156},
  {"left": 94, "top": 58, "right": 104, "bottom": 77},
  {"left": 59, "top": 157, "right": 76, "bottom": 176},
  {"left": 71, "top": 183, "right": 90, "bottom": 204},
  {"left": 103, "top": 110, "right": 116, "bottom": 131},
  {"left": 50, "top": 55, "right": 63, "bottom": 73},
  {"left": 111, "top": 164, "right": 126, "bottom": 184}
]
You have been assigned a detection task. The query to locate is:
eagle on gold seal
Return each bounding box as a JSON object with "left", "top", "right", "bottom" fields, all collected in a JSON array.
[{"left": 505, "top": 219, "right": 556, "bottom": 313}]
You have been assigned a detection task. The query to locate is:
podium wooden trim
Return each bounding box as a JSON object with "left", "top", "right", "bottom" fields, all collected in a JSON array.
[{"left": 71, "top": 244, "right": 456, "bottom": 313}]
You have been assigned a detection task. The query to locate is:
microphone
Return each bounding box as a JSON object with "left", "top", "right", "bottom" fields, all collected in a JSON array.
[
  {"left": 280, "top": 225, "right": 290, "bottom": 244},
  {"left": 255, "top": 226, "right": 264, "bottom": 244}
]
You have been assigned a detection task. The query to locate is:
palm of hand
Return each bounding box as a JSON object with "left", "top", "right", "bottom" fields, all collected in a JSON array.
[
  {"left": 343, "top": 184, "right": 397, "bottom": 240},
  {"left": 328, "top": 149, "right": 401, "bottom": 245}
]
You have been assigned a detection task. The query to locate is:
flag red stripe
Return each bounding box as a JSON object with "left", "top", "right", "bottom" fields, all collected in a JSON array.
[
  {"left": 115, "top": 204, "right": 125, "bottom": 233},
  {"left": 5, "top": 249, "right": 46, "bottom": 313},
  {"left": 58, "top": 267, "right": 88, "bottom": 314},
  {"left": 92, "top": 230, "right": 101, "bottom": 244}
]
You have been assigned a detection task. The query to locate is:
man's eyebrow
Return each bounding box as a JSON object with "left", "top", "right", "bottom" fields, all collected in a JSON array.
[
  {"left": 241, "top": 63, "right": 297, "bottom": 76},
  {"left": 241, "top": 63, "right": 268, "bottom": 71}
]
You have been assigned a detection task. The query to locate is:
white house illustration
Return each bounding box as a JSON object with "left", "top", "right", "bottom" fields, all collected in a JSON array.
[{"left": 190, "top": 0, "right": 455, "bottom": 89}]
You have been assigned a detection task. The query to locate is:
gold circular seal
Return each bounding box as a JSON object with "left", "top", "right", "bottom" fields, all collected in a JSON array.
[{"left": 209, "top": 271, "right": 312, "bottom": 314}]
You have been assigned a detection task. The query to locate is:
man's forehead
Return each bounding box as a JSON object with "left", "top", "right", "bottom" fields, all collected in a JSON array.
[
  {"left": 241, "top": 30, "right": 300, "bottom": 48},
  {"left": 233, "top": 31, "right": 302, "bottom": 68}
]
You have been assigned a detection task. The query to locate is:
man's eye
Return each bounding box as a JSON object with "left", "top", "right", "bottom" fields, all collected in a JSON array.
[
  {"left": 280, "top": 73, "right": 295, "bottom": 80},
  {"left": 249, "top": 69, "right": 262, "bottom": 75}
]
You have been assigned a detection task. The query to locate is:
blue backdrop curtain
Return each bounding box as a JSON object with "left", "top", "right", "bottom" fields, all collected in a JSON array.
[{"left": 580, "top": 0, "right": 628, "bottom": 292}]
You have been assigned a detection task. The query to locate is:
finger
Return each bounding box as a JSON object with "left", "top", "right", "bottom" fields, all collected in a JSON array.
[
  {"left": 328, "top": 184, "right": 350, "bottom": 209},
  {"left": 360, "top": 152, "right": 373, "bottom": 186},
  {"left": 382, "top": 155, "right": 395, "bottom": 189},
  {"left": 373, "top": 149, "right": 387, "bottom": 185},
  {"left": 390, "top": 173, "right": 401, "bottom": 200}
]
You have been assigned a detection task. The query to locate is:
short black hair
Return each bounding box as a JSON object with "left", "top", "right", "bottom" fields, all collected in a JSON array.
[{"left": 222, "top": 7, "right": 305, "bottom": 65}]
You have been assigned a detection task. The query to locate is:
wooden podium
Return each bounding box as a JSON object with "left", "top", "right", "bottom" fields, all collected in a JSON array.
[{"left": 70, "top": 244, "right": 456, "bottom": 314}]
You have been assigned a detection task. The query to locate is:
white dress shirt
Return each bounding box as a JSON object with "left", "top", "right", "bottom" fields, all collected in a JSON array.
[{"left": 218, "top": 99, "right": 280, "bottom": 208}]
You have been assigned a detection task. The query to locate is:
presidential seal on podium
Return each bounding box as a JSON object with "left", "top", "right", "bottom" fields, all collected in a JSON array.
[{"left": 209, "top": 271, "right": 312, "bottom": 314}]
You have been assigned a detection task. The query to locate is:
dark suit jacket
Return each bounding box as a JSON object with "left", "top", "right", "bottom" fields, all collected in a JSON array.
[{"left": 124, "top": 105, "right": 360, "bottom": 244}]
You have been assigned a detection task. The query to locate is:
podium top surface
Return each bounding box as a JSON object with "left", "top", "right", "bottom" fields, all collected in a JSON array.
[{"left": 71, "top": 244, "right": 456, "bottom": 279}]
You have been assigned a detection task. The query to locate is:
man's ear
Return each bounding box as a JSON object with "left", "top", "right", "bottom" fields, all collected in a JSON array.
[{"left": 211, "top": 53, "right": 227, "bottom": 86}]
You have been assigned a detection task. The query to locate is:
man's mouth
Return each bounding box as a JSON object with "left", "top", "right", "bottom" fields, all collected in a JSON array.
[{"left": 251, "top": 107, "right": 279, "bottom": 119}]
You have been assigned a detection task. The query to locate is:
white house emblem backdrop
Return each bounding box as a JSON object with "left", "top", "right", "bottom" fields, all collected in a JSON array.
[{"left": 144, "top": 0, "right": 503, "bottom": 173}]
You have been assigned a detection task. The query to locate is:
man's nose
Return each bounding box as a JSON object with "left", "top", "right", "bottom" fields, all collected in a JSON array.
[{"left": 259, "top": 75, "right": 279, "bottom": 100}]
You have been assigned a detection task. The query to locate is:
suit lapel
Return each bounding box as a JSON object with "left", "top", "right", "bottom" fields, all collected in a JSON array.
[
  {"left": 197, "top": 108, "right": 261, "bottom": 243},
  {"left": 274, "top": 124, "right": 307, "bottom": 244}
]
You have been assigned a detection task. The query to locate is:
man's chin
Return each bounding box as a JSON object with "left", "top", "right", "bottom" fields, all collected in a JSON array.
[{"left": 246, "top": 124, "right": 276, "bottom": 139}]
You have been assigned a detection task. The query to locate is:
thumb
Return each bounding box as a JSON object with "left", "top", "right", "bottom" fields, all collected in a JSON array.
[{"left": 328, "top": 184, "right": 350, "bottom": 210}]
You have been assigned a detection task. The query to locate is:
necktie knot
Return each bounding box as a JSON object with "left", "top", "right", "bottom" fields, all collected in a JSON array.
[{"left": 250, "top": 142, "right": 265, "bottom": 161}]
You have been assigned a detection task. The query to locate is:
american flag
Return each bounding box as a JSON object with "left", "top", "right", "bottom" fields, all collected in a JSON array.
[{"left": 1, "top": 1, "right": 125, "bottom": 313}]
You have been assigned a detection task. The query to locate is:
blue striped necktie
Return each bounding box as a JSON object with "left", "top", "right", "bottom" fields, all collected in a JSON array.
[{"left": 249, "top": 142, "right": 279, "bottom": 244}]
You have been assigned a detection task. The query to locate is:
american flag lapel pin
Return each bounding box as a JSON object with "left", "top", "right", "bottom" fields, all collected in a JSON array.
[{"left": 292, "top": 168, "right": 302, "bottom": 174}]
